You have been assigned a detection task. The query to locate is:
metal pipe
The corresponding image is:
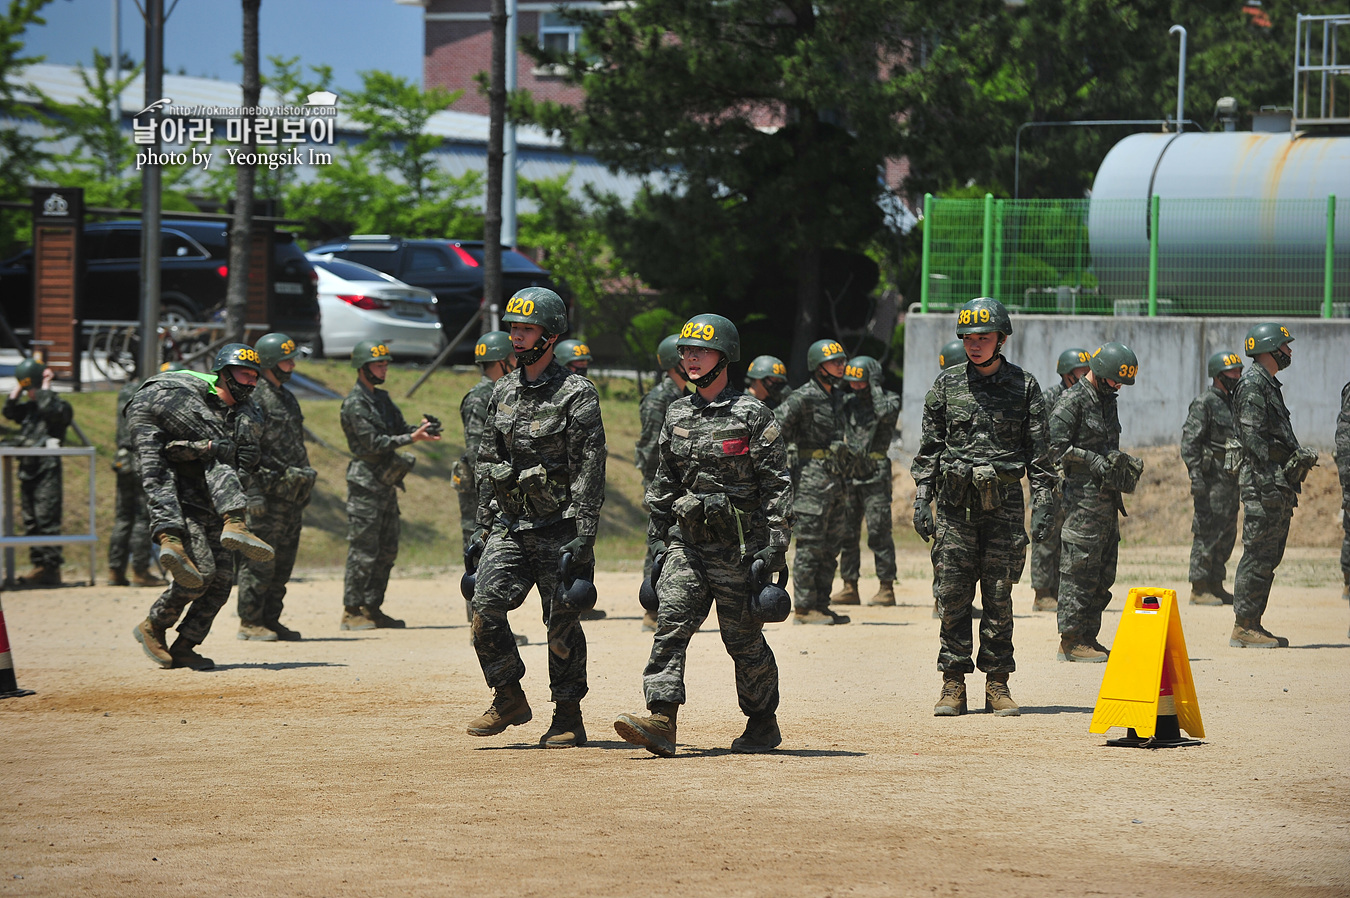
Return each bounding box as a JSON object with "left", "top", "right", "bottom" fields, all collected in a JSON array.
[
  {"left": 1169, "top": 25, "right": 1186, "bottom": 133},
  {"left": 980, "top": 193, "right": 993, "bottom": 296},
  {"left": 1148, "top": 194, "right": 1160, "bottom": 317},
  {"left": 110, "top": 0, "right": 120, "bottom": 123},
  {"left": 503, "top": 0, "right": 518, "bottom": 248},
  {"left": 138, "top": 0, "right": 163, "bottom": 380},
  {"left": 919, "top": 193, "right": 932, "bottom": 312},
  {"left": 1325, "top": 194, "right": 1337, "bottom": 319}
]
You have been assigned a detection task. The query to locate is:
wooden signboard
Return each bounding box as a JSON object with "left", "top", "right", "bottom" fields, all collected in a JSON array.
[{"left": 30, "top": 188, "right": 84, "bottom": 387}]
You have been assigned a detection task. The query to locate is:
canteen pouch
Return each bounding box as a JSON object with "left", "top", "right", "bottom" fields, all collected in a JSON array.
[
  {"left": 488, "top": 462, "right": 528, "bottom": 516},
  {"left": 702, "top": 492, "right": 738, "bottom": 543},
  {"left": 971, "top": 463, "right": 999, "bottom": 511},
  {"left": 518, "top": 463, "right": 564, "bottom": 516},
  {"left": 673, "top": 493, "right": 709, "bottom": 542},
  {"left": 1115, "top": 453, "right": 1144, "bottom": 494},
  {"left": 283, "top": 465, "right": 318, "bottom": 503},
  {"left": 377, "top": 452, "right": 416, "bottom": 487},
  {"left": 940, "top": 459, "right": 973, "bottom": 508},
  {"left": 1223, "top": 438, "right": 1242, "bottom": 475}
]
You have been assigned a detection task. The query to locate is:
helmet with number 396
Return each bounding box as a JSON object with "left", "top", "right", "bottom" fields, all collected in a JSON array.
[{"left": 1087, "top": 341, "right": 1138, "bottom": 385}]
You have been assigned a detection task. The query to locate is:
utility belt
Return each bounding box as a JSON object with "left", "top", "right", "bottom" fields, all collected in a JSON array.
[
  {"left": 270, "top": 465, "right": 317, "bottom": 503},
  {"left": 486, "top": 462, "right": 569, "bottom": 518},
  {"left": 375, "top": 452, "right": 416, "bottom": 488},
  {"left": 939, "top": 459, "right": 1023, "bottom": 511},
  {"left": 672, "top": 491, "right": 757, "bottom": 556}
]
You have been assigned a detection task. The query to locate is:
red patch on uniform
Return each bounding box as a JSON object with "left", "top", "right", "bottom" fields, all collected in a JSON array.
[{"left": 722, "top": 438, "right": 749, "bottom": 456}]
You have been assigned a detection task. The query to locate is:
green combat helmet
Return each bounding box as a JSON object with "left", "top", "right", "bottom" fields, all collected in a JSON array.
[
  {"left": 843, "top": 355, "right": 877, "bottom": 384},
  {"left": 13, "top": 357, "right": 44, "bottom": 390},
  {"left": 213, "top": 342, "right": 264, "bottom": 403},
  {"left": 555, "top": 339, "right": 593, "bottom": 364},
  {"left": 1088, "top": 341, "right": 1138, "bottom": 385},
  {"left": 255, "top": 332, "right": 300, "bottom": 382},
  {"left": 502, "top": 286, "right": 568, "bottom": 335},
  {"left": 1244, "top": 322, "right": 1293, "bottom": 357},
  {"left": 806, "top": 338, "right": 847, "bottom": 372},
  {"left": 676, "top": 313, "right": 740, "bottom": 362},
  {"left": 351, "top": 339, "right": 392, "bottom": 368},
  {"left": 955, "top": 297, "right": 1012, "bottom": 336},
  {"left": 1057, "top": 347, "right": 1091, "bottom": 375},
  {"left": 747, "top": 355, "right": 788, "bottom": 382},
  {"left": 1207, "top": 350, "right": 1243, "bottom": 378},
  {"left": 939, "top": 340, "right": 966, "bottom": 370},
  {"left": 656, "top": 334, "right": 681, "bottom": 371},
  {"left": 474, "top": 331, "right": 513, "bottom": 363}
]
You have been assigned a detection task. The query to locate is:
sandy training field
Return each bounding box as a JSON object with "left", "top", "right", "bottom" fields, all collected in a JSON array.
[{"left": 2, "top": 548, "right": 1347, "bottom": 897}]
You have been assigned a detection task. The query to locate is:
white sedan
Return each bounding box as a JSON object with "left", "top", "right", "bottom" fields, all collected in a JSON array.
[{"left": 306, "top": 253, "right": 445, "bottom": 360}]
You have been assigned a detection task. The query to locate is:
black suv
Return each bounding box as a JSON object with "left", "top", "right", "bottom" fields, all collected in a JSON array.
[
  {"left": 0, "top": 219, "right": 320, "bottom": 342},
  {"left": 307, "top": 236, "right": 567, "bottom": 351}
]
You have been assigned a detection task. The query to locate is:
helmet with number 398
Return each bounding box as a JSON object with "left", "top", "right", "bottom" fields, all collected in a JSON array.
[{"left": 1087, "top": 341, "right": 1138, "bottom": 385}]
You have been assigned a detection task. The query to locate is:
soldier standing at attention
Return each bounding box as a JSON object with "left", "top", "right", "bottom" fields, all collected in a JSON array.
[
  {"left": 1337, "top": 379, "right": 1350, "bottom": 605},
  {"left": 4, "top": 358, "right": 72, "bottom": 586},
  {"left": 635, "top": 334, "right": 687, "bottom": 629},
  {"left": 465, "top": 287, "right": 607, "bottom": 748},
  {"left": 339, "top": 341, "right": 441, "bottom": 631},
  {"left": 129, "top": 344, "right": 271, "bottom": 670},
  {"left": 1230, "top": 323, "right": 1316, "bottom": 649},
  {"left": 236, "top": 333, "right": 316, "bottom": 642},
  {"left": 929, "top": 341, "right": 969, "bottom": 619},
  {"left": 1029, "top": 348, "right": 1089, "bottom": 613},
  {"left": 745, "top": 355, "right": 791, "bottom": 409},
  {"left": 1048, "top": 341, "right": 1143, "bottom": 663},
  {"left": 833, "top": 356, "right": 900, "bottom": 607},
  {"left": 108, "top": 373, "right": 164, "bottom": 588},
  {"left": 614, "top": 313, "right": 792, "bottom": 756},
  {"left": 775, "top": 338, "right": 851, "bottom": 625},
  {"left": 1181, "top": 350, "right": 1243, "bottom": 607},
  {"left": 913, "top": 298, "right": 1054, "bottom": 717}
]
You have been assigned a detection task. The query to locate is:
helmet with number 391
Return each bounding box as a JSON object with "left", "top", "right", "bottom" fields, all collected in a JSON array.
[{"left": 1087, "top": 341, "right": 1138, "bottom": 385}]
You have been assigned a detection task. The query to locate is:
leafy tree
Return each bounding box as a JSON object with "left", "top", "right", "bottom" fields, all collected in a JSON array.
[{"left": 0, "top": 0, "right": 53, "bottom": 255}]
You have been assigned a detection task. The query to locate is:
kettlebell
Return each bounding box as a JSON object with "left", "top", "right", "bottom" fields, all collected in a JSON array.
[
  {"left": 555, "top": 551, "right": 598, "bottom": 612},
  {"left": 460, "top": 538, "right": 484, "bottom": 600},
  {"left": 749, "top": 558, "right": 791, "bottom": 624},
  {"left": 639, "top": 550, "right": 666, "bottom": 613}
]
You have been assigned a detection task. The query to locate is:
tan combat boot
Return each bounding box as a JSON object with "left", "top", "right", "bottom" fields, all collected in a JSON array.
[
  {"left": 731, "top": 714, "right": 782, "bottom": 753},
  {"left": 220, "top": 512, "right": 274, "bottom": 562},
  {"left": 133, "top": 617, "right": 173, "bottom": 668},
  {"left": 130, "top": 567, "right": 167, "bottom": 588},
  {"left": 792, "top": 609, "right": 835, "bottom": 625},
  {"left": 466, "top": 682, "right": 533, "bottom": 736},
  {"left": 641, "top": 610, "right": 658, "bottom": 632},
  {"left": 540, "top": 700, "right": 587, "bottom": 748},
  {"left": 157, "top": 532, "right": 203, "bottom": 589},
  {"left": 237, "top": 622, "right": 279, "bottom": 641},
  {"left": 831, "top": 580, "right": 861, "bottom": 605},
  {"left": 934, "top": 674, "right": 966, "bottom": 717},
  {"left": 108, "top": 566, "right": 130, "bottom": 587},
  {"left": 867, "top": 581, "right": 896, "bottom": 606},
  {"left": 1230, "top": 620, "right": 1284, "bottom": 648},
  {"left": 340, "top": 606, "right": 376, "bottom": 631},
  {"left": 1057, "top": 638, "right": 1108, "bottom": 662},
  {"left": 985, "top": 673, "right": 1021, "bottom": 717},
  {"left": 614, "top": 701, "right": 678, "bottom": 757},
  {"left": 1189, "top": 581, "right": 1223, "bottom": 606},
  {"left": 18, "top": 565, "right": 60, "bottom": 587},
  {"left": 1032, "top": 589, "right": 1058, "bottom": 612}
]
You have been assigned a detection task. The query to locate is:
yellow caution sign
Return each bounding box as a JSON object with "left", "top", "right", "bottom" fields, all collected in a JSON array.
[{"left": 1089, "top": 588, "right": 1203, "bottom": 741}]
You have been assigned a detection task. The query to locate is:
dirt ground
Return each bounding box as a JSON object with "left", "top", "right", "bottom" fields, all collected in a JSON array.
[{"left": 1, "top": 544, "right": 1346, "bottom": 898}]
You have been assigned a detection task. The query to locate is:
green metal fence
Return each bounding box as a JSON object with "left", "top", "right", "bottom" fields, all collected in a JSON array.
[{"left": 919, "top": 194, "right": 1348, "bottom": 317}]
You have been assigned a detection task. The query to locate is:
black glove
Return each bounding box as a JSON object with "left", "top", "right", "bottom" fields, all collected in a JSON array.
[
  {"left": 162, "top": 439, "right": 212, "bottom": 462},
  {"left": 753, "top": 544, "right": 788, "bottom": 573},
  {"left": 246, "top": 493, "right": 267, "bottom": 517},
  {"left": 236, "top": 441, "right": 261, "bottom": 470},
  {"left": 913, "top": 501, "right": 936, "bottom": 542},
  {"left": 1086, "top": 451, "right": 1110, "bottom": 481},
  {"left": 561, "top": 535, "right": 595, "bottom": 567},
  {"left": 423, "top": 413, "right": 443, "bottom": 437},
  {"left": 1030, "top": 504, "right": 1053, "bottom": 542},
  {"left": 210, "top": 437, "right": 238, "bottom": 466}
]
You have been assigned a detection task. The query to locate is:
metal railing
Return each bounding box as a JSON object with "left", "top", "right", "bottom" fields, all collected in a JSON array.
[{"left": 0, "top": 447, "right": 98, "bottom": 586}]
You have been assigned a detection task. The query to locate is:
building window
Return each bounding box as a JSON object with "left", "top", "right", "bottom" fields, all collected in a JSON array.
[{"left": 539, "top": 11, "right": 582, "bottom": 55}]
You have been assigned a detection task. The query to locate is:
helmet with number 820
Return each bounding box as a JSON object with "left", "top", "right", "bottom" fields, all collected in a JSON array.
[
  {"left": 676, "top": 313, "right": 740, "bottom": 362},
  {"left": 1207, "top": 350, "right": 1243, "bottom": 378},
  {"left": 806, "top": 339, "right": 847, "bottom": 372},
  {"left": 474, "top": 331, "right": 514, "bottom": 363},
  {"left": 1087, "top": 341, "right": 1138, "bottom": 385},
  {"left": 1057, "top": 347, "right": 1090, "bottom": 375},
  {"left": 955, "top": 297, "right": 1012, "bottom": 336},
  {"left": 502, "top": 286, "right": 568, "bottom": 335},
  {"left": 1244, "top": 322, "right": 1293, "bottom": 357}
]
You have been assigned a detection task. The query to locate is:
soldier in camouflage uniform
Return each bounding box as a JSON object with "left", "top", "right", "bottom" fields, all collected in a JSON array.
[
  {"left": 614, "top": 313, "right": 793, "bottom": 756},
  {"left": 340, "top": 340, "right": 441, "bottom": 631},
  {"left": 554, "top": 338, "right": 592, "bottom": 378},
  {"left": 1029, "top": 348, "right": 1090, "bottom": 613},
  {"left": 458, "top": 332, "right": 516, "bottom": 550},
  {"left": 3, "top": 358, "right": 72, "bottom": 586},
  {"left": 1049, "top": 341, "right": 1143, "bottom": 663},
  {"left": 635, "top": 334, "right": 687, "bottom": 628},
  {"left": 938, "top": 340, "right": 966, "bottom": 372},
  {"left": 1337, "top": 380, "right": 1350, "bottom": 605},
  {"left": 833, "top": 356, "right": 900, "bottom": 607},
  {"left": 235, "top": 333, "right": 317, "bottom": 642},
  {"left": 1230, "top": 323, "right": 1315, "bottom": 649},
  {"left": 775, "top": 338, "right": 851, "bottom": 625},
  {"left": 108, "top": 375, "right": 164, "bottom": 588},
  {"left": 745, "top": 354, "right": 791, "bottom": 409},
  {"left": 1181, "top": 350, "right": 1244, "bottom": 607},
  {"left": 913, "top": 298, "right": 1054, "bottom": 717},
  {"left": 130, "top": 344, "right": 272, "bottom": 671},
  {"left": 928, "top": 342, "right": 971, "bottom": 618},
  {"left": 465, "top": 287, "right": 607, "bottom": 749}
]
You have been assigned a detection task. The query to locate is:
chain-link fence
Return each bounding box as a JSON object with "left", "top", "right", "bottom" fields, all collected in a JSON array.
[{"left": 919, "top": 195, "right": 1348, "bottom": 317}]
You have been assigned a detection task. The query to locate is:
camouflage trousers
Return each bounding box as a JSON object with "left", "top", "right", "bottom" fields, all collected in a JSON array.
[
  {"left": 19, "top": 461, "right": 62, "bottom": 568},
  {"left": 1057, "top": 493, "right": 1120, "bottom": 644},
  {"left": 471, "top": 520, "right": 588, "bottom": 702},
  {"left": 147, "top": 492, "right": 233, "bottom": 646},
  {"left": 237, "top": 495, "right": 306, "bottom": 627},
  {"left": 457, "top": 478, "right": 478, "bottom": 550},
  {"left": 642, "top": 538, "right": 778, "bottom": 717},
  {"left": 792, "top": 459, "right": 848, "bottom": 613},
  {"left": 1188, "top": 475, "right": 1239, "bottom": 585},
  {"left": 838, "top": 475, "right": 896, "bottom": 583},
  {"left": 343, "top": 484, "right": 399, "bottom": 610},
  {"left": 108, "top": 469, "right": 152, "bottom": 573},
  {"left": 1340, "top": 507, "right": 1348, "bottom": 584},
  {"left": 1233, "top": 502, "right": 1292, "bottom": 624},
  {"left": 143, "top": 459, "right": 248, "bottom": 540},
  {"left": 933, "top": 489, "right": 1025, "bottom": 674},
  {"left": 1029, "top": 502, "right": 1065, "bottom": 597}
]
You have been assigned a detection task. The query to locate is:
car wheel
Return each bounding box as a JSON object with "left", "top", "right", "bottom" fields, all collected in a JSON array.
[{"left": 158, "top": 299, "right": 197, "bottom": 329}]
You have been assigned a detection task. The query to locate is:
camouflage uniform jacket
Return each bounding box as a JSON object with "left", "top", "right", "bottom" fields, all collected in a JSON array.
[
  {"left": 647, "top": 386, "right": 793, "bottom": 551},
  {"left": 635, "top": 375, "right": 685, "bottom": 483},
  {"left": 459, "top": 376, "right": 494, "bottom": 473},
  {"left": 252, "top": 376, "right": 310, "bottom": 495},
  {"left": 475, "top": 361, "right": 607, "bottom": 537},
  {"left": 4, "top": 389, "right": 72, "bottom": 478},
  {"left": 774, "top": 378, "right": 846, "bottom": 463},
  {"left": 130, "top": 370, "right": 264, "bottom": 475},
  {"left": 913, "top": 360, "right": 1054, "bottom": 508},
  {"left": 1041, "top": 381, "right": 1067, "bottom": 418},
  {"left": 842, "top": 385, "right": 900, "bottom": 484},
  {"left": 113, "top": 379, "right": 141, "bottom": 477},
  {"left": 341, "top": 380, "right": 415, "bottom": 496},
  {"left": 1047, "top": 377, "right": 1120, "bottom": 526},
  {"left": 1232, "top": 362, "right": 1301, "bottom": 501},
  {"left": 1180, "top": 385, "right": 1236, "bottom": 487},
  {"left": 1337, "top": 382, "right": 1350, "bottom": 501}
]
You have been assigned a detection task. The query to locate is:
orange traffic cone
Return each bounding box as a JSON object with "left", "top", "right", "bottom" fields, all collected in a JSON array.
[
  {"left": 1106, "top": 659, "right": 1201, "bottom": 749},
  {"left": 0, "top": 596, "right": 35, "bottom": 699}
]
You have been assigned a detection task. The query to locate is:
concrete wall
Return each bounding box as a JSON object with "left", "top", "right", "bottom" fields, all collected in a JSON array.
[{"left": 902, "top": 315, "right": 1350, "bottom": 453}]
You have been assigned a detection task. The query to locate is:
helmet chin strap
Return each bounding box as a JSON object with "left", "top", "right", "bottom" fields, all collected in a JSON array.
[
  {"left": 517, "top": 335, "right": 553, "bottom": 366},
  {"left": 223, "top": 369, "right": 256, "bottom": 402},
  {"left": 271, "top": 365, "right": 292, "bottom": 384},
  {"left": 971, "top": 335, "right": 1005, "bottom": 369},
  {"left": 687, "top": 355, "right": 728, "bottom": 390},
  {"left": 362, "top": 364, "right": 385, "bottom": 386},
  {"left": 1272, "top": 347, "right": 1292, "bottom": 371}
]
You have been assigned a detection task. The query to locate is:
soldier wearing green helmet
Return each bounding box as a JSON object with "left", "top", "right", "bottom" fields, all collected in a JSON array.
[
  {"left": 3, "top": 356, "right": 72, "bottom": 586},
  {"left": 1048, "top": 340, "right": 1143, "bottom": 664},
  {"left": 466, "top": 286, "right": 608, "bottom": 748},
  {"left": 774, "top": 337, "right": 851, "bottom": 624},
  {"left": 554, "top": 338, "right": 593, "bottom": 378},
  {"left": 1229, "top": 323, "right": 1314, "bottom": 649},
  {"left": 1180, "top": 350, "right": 1244, "bottom": 609},
  {"left": 914, "top": 297, "right": 1053, "bottom": 717},
  {"left": 235, "top": 333, "right": 317, "bottom": 642},
  {"left": 635, "top": 333, "right": 689, "bottom": 626},
  {"left": 339, "top": 339, "right": 442, "bottom": 632},
  {"left": 938, "top": 341, "right": 966, "bottom": 370},
  {"left": 1029, "top": 347, "right": 1091, "bottom": 613},
  {"left": 746, "top": 355, "right": 791, "bottom": 409}
]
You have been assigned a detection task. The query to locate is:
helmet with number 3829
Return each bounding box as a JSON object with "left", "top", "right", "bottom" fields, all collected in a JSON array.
[
  {"left": 676, "top": 313, "right": 740, "bottom": 362},
  {"left": 1087, "top": 341, "right": 1138, "bottom": 385}
]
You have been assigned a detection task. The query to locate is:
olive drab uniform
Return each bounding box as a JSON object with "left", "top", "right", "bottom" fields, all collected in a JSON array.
[
  {"left": 457, "top": 375, "right": 495, "bottom": 548},
  {"left": 471, "top": 359, "right": 607, "bottom": 702},
  {"left": 774, "top": 378, "right": 848, "bottom": 614},
  {"left": 913, "top": 360, "right": 1053, "bottom": 674},
  {"left": 1337, "top": 382, "right": 1350, "bottom": 598},
  {"left": 1181, "top": 383, "right": 1240, "bottom": 590},
  {"left": 236, "top": 374, "right": 315, "bottom": 630},
  {"left": 838, "top": 376, "right": 900, "bottom": 586},
  {"left": 127, "top": 370, "right": 262, "bottom": 645},
  {"left": 340, "top": 379, "right": 418, "bottom": 613},
  {"left": 642, "top": 387, "right": 793, "bottom": 714},
  {"left": 1029, "top": 379, "right": 1069, "bottom": 600},
  {"left": 109, "top": 378, "right": 153, "bottom": 577},
  {"left": 1048, "top": 377, "right": 1124, "bottom": 647},
  {"left": 3, "top": 387, "right": 72, "bottom": 571}
]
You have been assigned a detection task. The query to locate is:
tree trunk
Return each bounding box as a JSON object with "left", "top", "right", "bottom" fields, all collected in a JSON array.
[
  {"left": 483, "top": 0, "right": 506, "bottom": 331},
  {"left": 790, "top": 242, "right": 821, "bottom": 384},
  {"left": 225, "top": 0, "right": 261, "bottom": 344}
]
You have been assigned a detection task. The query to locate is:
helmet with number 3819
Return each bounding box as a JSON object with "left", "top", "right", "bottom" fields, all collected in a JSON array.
[{"left": 955, "top": 297, "right": 1012, "bottom": 337}]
